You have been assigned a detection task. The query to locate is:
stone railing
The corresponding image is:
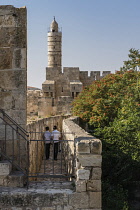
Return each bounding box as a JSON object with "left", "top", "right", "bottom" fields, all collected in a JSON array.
[
  {"left": 26, "top": 115, "right": 70, "bottom": 179},
  {"left": 62, "top": 116, "right": 102, "bottom": 209}
]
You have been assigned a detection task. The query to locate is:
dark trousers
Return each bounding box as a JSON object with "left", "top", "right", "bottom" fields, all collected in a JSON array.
[
  {"left": 45, "top": 143, "right": 50, "bottom": 159},
  {"left": 53, "top": 142, "right": 59, "bottom": 160}
]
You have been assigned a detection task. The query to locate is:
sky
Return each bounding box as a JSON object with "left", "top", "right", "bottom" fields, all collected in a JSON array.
[{"left": 1, "top": 0, "right": 140, "bottom": 88}]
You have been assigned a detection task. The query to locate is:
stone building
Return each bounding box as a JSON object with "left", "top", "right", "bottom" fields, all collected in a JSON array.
[{"left": 27, "top": 18, "right": 111, "bottom": 118}]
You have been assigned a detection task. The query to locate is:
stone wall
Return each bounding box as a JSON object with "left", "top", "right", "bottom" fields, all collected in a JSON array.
[
  {"left": 27, "top": 90, "right": 73, "bottom": 118},
  {"left": 62, "top": 116, "right": 102, "bottom": 209},
  {"left": 0, "top": 115, "right": 102, "bottom": 210},
  {"left": 0, "top": 5, "right": 27, "bottom": 169},
  {"left": 79, "top": 70, "right": 111, "bottom": 87},
  {"left": 26, "top": 115, "right": 70, "bottom": 178},
  {"left": 0, "top": 5, "right": 27, "bottom": 126},
  {"left": 28, "top": 68, "right": 111, "bottom": 118}
]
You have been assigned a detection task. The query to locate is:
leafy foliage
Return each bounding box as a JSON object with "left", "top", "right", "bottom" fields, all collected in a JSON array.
[
  {"left": 120, "top": 48, "right": 140, "bottom": 71},
  {"left": 73, "top": 70, "right": 140, "bottom": 129},
  {"left": 72, "top": 50, "right": 140, "bottom": 209}
]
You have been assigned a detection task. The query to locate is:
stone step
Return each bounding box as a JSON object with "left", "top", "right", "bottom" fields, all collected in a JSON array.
[
  {"left": 0, "top": 170, "right": 26, "bottom": 188},
  {"left": 0, "top": 160, "right": 12, "bottom": 176},
  {"left": 29, "top": 180, "right": 74, "bottom": 190}
]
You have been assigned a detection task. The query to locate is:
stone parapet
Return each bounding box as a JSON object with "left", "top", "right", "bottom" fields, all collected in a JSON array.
[{"left": 62, "top": 116, "right": 102, "bottom": 209}]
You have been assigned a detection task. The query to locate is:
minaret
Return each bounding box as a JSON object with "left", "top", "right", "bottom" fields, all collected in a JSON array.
[{"left": 48, "top": 17, "right": 62, "bottom": 68}]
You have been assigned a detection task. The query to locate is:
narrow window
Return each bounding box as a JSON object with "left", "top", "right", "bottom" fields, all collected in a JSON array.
[
  {"left": 62, "top": 87, "right": 63, "bottom": 92},
  {"left": 72, "top": 92, "right": 74, "bottom": 99},
  {"left": 52, "top": 98, "right": 54, "bottom": 106},
  {"left": 76, "top": 92, "right": 79, "bottom": 97},
  {"left": 45, "top": 92, "right": 49, "bottom": 97}
]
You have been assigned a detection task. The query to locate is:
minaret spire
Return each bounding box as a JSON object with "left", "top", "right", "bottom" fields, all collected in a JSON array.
[{"left": 48, "top": 18, "right": 62, "bottom": 68}]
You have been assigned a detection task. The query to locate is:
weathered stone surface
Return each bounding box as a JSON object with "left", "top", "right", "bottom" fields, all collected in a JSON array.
[
  {"left": 89, "top": 192, "right": 102, "bottom": 208},
  {"left": 78, "top": 155, "right": 102, "bottom": 167},
  {"left": 87, "top": 180, "right": 101, "bottom": 192},
  {"left": 77, "top": 169, "right": 90, "bottom": 180},
  {"left": 0, "top": 70, "right": 26, "bottom": 89},
  {"left": 90, "top": 140, "right": 102, "bottom": 155},
  {"left": 91, "top": 168, "right": 102, "bottom": 180},
  {"left": 0, "top": 14, "right": 15, "bottom": 27},
  {"left": 51, "top": 193, "right": 68, "bottom": 205},
  {"left": 0, "top": 27, "right": 26, "bottom": 48},
  {"left": 0, "top": 5, "right": 27, "bottom": 172},
  {"left": 63, "top": 205, "right": 73, "bottom": 210},
  {"left": 69, "top": 192, "right": 89, "bottom": 209},
  {"left": 3, "top": 172, "right": 26, "bottom": 187},
  {"left": 0, "top": 5, "right": 15, "bottom": 16},
  {"left": 0, "top": 48, "right": 12, "bottom": 70},
  {"left": 76, "top": 180, "right": 86, "bottom": 192},
  {"left": 76, "top": 142, "right": 90, "bottom": 154},
  {"left": 0, "top": 161, "right": 12, "bottom": 176}
]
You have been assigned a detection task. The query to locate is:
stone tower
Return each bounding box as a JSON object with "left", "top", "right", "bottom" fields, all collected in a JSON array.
[{"left": 48, "top": 17, "right": 62, "bottom": 68}]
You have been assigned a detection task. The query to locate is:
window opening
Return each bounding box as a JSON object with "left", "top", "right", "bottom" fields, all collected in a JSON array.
[
  {"left": 72, "top": 92, "right": 74, "bottom": 99},
  {"left": 52, "top": 98, "right": 54, "bottom": 106},
  {"left": 76, "top": 92, "right": 79, "bottom": 97}
]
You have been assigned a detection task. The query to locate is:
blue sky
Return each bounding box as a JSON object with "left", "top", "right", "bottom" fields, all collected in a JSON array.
[{"left": 1, "top": 0, "right": 140, "bottom": 88}]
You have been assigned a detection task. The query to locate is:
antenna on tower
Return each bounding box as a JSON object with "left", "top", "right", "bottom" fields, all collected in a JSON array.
[{"left": 54, "top": 16, "right": 55, "bottom": 21}]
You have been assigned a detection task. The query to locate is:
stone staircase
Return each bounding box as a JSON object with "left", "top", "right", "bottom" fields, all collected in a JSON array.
[
  {"left": 0, "top": 160, "right": 26, "bottom": 187},
  {"left": 0, "top": 109, "right": 28, "bottom": 188}
]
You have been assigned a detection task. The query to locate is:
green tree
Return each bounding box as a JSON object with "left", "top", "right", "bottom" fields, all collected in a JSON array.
[
  {"left": 72, "top": 50, "right": 140, "bottom": 209},
  {"left": 120, "top": 48, "right": 140, "bottom": 71}
]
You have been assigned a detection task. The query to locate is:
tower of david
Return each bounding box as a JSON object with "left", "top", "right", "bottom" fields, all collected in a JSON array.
[{"left": 27, "top": 18, "right": 111, "bottom": 118}]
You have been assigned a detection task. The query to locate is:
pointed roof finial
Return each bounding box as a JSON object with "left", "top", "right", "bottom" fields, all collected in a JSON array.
[{"left": 54, "top": 16, "right": 55, "bottom": 21}]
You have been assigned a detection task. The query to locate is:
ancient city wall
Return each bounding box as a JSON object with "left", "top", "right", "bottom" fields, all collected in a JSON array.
[
  {"left": 0, "top": 115, "right": 102, "bottom": 209},
  {"left": 0, "top": 5, "right": 27, "bottom": 126},
  {"left": 62, "top": 116, "right": 102, "bottom": 209},
  {"left": 80, "top": 70, "right": 111, "bottom": 87},
  {"left": 0, "top": 5, "right": 27, "bottom": 169}
]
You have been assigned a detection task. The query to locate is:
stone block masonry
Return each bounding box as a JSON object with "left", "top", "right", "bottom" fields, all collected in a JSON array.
[
  {"left": 0, "top": 5, "right": 27, "bottom": 169},
  {"left": 26, "top": 115, "right": 70, "bottom": 179},
  {"left": 0, "top": 115, "right": 102, "bottom": 210},
  {"left": 0, "top": 5, "right": 27, "bottom": 125},
  {"left": 62, "top": 116, "right": 102, "bottom": 209}
]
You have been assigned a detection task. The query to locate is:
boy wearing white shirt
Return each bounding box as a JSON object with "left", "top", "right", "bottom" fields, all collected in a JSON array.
[
  {"left": 44, "top": 126, "right": 51, "bottom": 160},
  {"left": 51, "top": 125, "right": 61, "bottom": 160}
]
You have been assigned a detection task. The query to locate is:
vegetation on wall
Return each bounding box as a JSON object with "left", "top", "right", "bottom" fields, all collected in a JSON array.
[{"left": 72, "top": 49, "right": 140, "bottom": 209}]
